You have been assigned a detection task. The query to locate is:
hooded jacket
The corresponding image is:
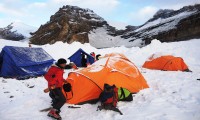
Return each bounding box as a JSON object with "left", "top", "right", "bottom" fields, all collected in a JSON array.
[{"left": 44, "top": 64, "right": 65, "bottom": 88}]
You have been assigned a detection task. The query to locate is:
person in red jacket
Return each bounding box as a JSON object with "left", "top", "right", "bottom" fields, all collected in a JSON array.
[{"left": 44, "top": 58, "right": 75, "bottom": 120}]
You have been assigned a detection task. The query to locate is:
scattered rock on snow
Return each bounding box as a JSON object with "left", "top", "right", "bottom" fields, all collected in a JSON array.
[
  {"left": 9, "top": 96, "right": 14, "bottom": 98},
  {"left": 2, "top": 80, "right": 7, "bottom": 83},
  {"left": 28, "top": 85, "right": 35, "bottom": 88},
  {"left": 4, "top": 91, "right": 10, "bottom": 93}
]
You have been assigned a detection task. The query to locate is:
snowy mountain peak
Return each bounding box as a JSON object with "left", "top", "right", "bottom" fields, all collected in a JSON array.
[
  {"left": 59, "top": 5, "right": 105, "bottom": 22},
  {"left": 30, "top": 4, "right": 200, "bottom": 48},
  {"left": 153, "top": 9, "right": 174, "bottom": 19},
  {"left": 9, "top": 22, "right": 37, "bottom": 37},
  {"left": 0, "top": 22, "right": 37, "bottom": 41},
  {"left": 149, "top": 4, "right": 200, "bottom": 23},
  {"left": 51, "top": 5, "right": 105, "bottom": 23},
  {"left": 121, "top": 4, "right": 200, "bottom": 45},
  {"left": 30, "top": 5, "right": 115, "bottom": 45}
]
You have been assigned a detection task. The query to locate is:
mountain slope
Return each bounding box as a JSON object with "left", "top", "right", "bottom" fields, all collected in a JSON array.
[
  {"left": 0, "top": 22, "right": 37, "bottom": 41},
  {"left": 121, "top": 4, "right": 200, "bottom": 44},
  {"left": 30, "top": 5, "right": 117, "bottom": 45},
  {"left": 29, "top": 5, "right": 145, "bottom": 48},
  {"left": 89, "top": 27, "right": 144, "bottom": 48},
  {"left": 10, "top": 22, "right": 37, "bottom": 38},
  {"left": 30, "top": 4, "right": 200, "bottom": 48}
]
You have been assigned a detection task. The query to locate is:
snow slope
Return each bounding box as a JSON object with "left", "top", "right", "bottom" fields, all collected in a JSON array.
[
  {"left": 89, "top": 27, "right": 144, "bottom": 48},
  {"left": 0, "top": 38, "right": 200, "bottom": 120},
  {"left": 135, "top": 11, "right": 196, "bottom": 33},
  {"left": 9, "top": 22, "right": 37, "bottom": 38},
  {"left": 122, "top": 8, "right": 199, "bottom": 43}
]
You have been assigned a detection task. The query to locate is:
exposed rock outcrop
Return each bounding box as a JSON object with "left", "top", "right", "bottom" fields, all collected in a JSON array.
[{"left": 30, "top": 5, "right": 115, "bottom": 45}]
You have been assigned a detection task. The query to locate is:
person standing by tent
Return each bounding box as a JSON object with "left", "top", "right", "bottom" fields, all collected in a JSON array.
[
  {"left": 90, "top": 52, "right": 96, "bottom": 61},
  {"left": 28, "top": 43, "right": 32, "bottom": 47},
  {"left": 96, "top": 54, "right": 102, "bottom": 61},
  {"left": 44, "top": 58, "right": 75, "bottom": 120},
  {"left": 81, "top": 53, "right": 87, "bottom": 67}
]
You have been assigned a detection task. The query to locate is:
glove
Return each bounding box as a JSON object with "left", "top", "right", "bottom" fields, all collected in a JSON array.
[
  {"left": 70, "top": 62, "right": 78, "bottom": 69},
  {"left": 63, "top": 79, "right": 68, "bottom": 84}
]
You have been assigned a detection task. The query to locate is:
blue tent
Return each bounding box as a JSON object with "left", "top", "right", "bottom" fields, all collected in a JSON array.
[
  {"left": 0, "top": 46, "right": 54, "bottom": 78},
  {"left": 68, "top": 48, "right": 95, "bottom": 67}
]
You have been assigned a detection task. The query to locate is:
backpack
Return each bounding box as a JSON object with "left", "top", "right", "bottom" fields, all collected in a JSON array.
[
  {"left": 118, "top": 87, "right": 133, "bottom": 101},
  {"left": 99, "top": 84, "right": 118, "bottom": 107}
]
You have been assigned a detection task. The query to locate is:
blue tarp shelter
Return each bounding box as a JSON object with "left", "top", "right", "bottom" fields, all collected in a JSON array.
[
  {"left": 0, "top": 46, "right": 54, "bottom": 78},
  {"left": 68, "top": 48, "right": 95, "bottom": 67}
]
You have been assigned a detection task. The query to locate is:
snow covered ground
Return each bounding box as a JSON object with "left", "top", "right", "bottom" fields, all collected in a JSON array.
[{"left": 0, "top": 38, "right": 200, "bottom": 120}]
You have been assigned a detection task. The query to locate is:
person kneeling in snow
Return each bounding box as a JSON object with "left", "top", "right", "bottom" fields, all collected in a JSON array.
[
  {"left": 97, "top": 84, "right": 123, "bottom": 115},
  {"left": 44, "top": 58, "right": 76, "bottom": 119}
]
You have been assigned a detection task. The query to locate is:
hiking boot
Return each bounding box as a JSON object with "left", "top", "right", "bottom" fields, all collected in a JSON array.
[{"left": 47, "top": 108, "right": 61, "bottom": 120}]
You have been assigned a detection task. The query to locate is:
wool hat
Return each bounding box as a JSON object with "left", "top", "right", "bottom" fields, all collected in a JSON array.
[{"left": 57, "top": 58, "right": 67, "bottom": 64}]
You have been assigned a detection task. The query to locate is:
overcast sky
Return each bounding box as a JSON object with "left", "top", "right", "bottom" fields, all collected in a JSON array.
[{"left": 0, "top": 0, "right": 199, "bottom": 29}]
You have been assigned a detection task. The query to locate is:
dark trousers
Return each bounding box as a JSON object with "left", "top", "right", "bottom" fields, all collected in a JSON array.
[{"left": 49, "top": 88, "right": 66, "bottom": 111}]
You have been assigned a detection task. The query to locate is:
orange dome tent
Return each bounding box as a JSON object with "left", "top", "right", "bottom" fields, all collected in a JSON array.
[
  {"left": 142, "top": 54, "right": 189, "bottom": 71},
  {"left": 65, "top": 53, "right": 149, "bottom": 104}
]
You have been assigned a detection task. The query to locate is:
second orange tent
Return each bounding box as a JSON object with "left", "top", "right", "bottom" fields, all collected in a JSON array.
[{"left": 142, "top": 54, "right": 189, "bottom": 71}]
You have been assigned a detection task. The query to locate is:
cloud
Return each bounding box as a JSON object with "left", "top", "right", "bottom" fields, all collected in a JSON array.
[
  {"left": 0, "top": 18, "right": 23, "bottom": 27},
  {"left": 14, "top": 0, "right": 120, "bottom": 27},
  {"left": 28, "top": 2, "right": 47, "bottom": 8},
  {"left": 108, "top": 21, "right": 128, "bottom": 30},
  {"left": 0, "top": 0, "right": 199, "bottom": 28},
  {"left": 51, "top": 0, "right": 119, "bottom": 8},
  {"left": 138, "top": 6, "right": 158, "bottom": 18},
  {"left": 0, "top": 18, "right": 11, "bottom": 27},
  {"left": 127, "top": 0, "right": 200, "bottom": 26},
  {"left": 35, "top": 0, "right": 120, "bottom": 13},
  {"left": 0, "top": 3, "right": 24, "bottom": 16},
  {"left": 49, "top": 0, "right": 120, "bottom": 16},
  {"left": 129, "top": 6, "right": 158, "bottom": 25},
  {"left": 153, "top": 0, "right": 200, "bottom": 10}
]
